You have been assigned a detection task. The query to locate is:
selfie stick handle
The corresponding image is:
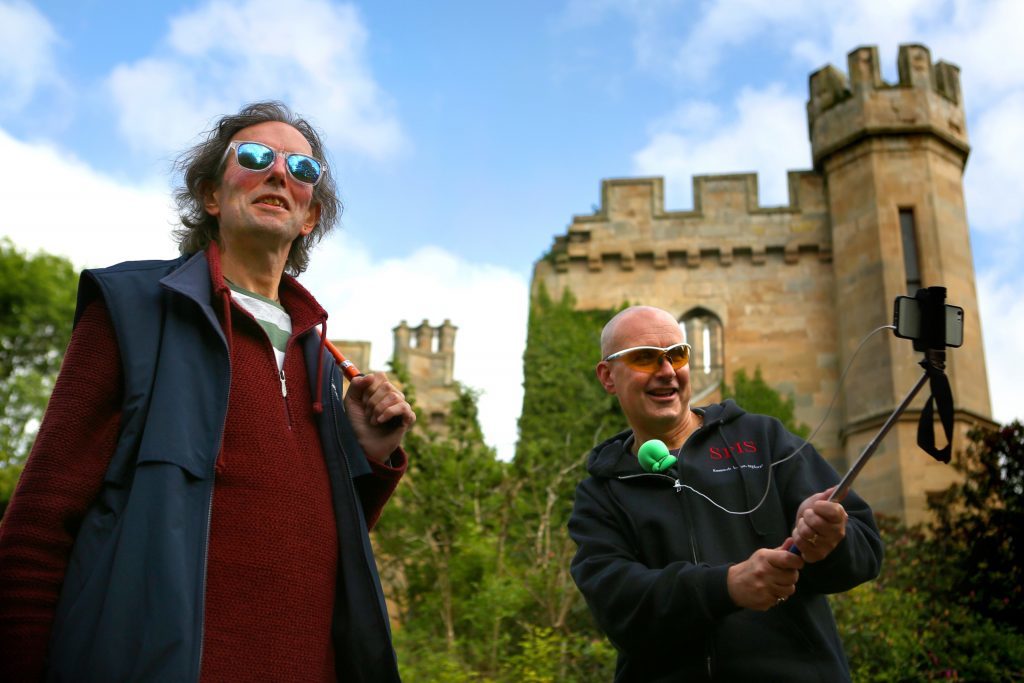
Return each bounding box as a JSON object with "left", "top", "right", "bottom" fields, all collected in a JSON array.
[
  {"left": 789, "top": 349, "right": 943, "bottom": 555},
  {"left": 323, "top": 338, "right": 363, "bottom": 379},
  {"left": 322, "top": 337, "right": 406, "bottom": 431}
]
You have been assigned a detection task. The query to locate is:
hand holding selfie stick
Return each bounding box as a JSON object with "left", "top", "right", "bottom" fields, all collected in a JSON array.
[
  {"left": 323, "top": 338, "right": 405, "bottom": 431},
  {"left": 789, "top": 287, "right": 956, "bottom": 555}
]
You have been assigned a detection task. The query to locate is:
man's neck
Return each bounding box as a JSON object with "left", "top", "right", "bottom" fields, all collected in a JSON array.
[
  {"left": 631, "top": 409, "right": 702, "bottom": 453},
  {"left": 217, "top": 239, "right": 289, "bottom": 301}
]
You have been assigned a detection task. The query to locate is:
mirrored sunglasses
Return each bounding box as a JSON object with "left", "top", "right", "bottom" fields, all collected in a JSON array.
[
  {"left": 222, "top": 141, "right": 326, "bottom": 186},
  {"left": 604, "top": 343, "right": 691, "bottom": 373}
]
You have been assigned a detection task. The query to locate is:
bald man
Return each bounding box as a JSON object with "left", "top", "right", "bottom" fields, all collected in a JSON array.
[{"left": 568, "top": 306, "right": 883, "bottom": 682}]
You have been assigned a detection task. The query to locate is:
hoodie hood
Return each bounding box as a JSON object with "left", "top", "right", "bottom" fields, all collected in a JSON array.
[{"left": 586, "top": 399, "right": 748, "bottom": 479}]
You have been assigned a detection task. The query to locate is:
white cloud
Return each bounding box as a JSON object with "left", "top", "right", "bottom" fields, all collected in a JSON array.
[
  {"left": 0, "top": 127, "right": 178, "bottom": 266},
  {"left": 964, "top": 92, "right": 1024, "bottom": 232},
  {"left": 632, "top": 84, "right": 809, "bottom": 208},
  {"left": 977, "top": 267, "right": 1024, "bottom": 426},
  {"left": 0, "top": 0, "right": 64, "bottom": 114},
  {"left": 107, "top": 0, "right": 404, "bottom": 162},
  {"left": 0, "top": 126, "right": 527, "bottom": 460},
  {"left": 303, "top": 238, "right": 529, "bottom": 460}
]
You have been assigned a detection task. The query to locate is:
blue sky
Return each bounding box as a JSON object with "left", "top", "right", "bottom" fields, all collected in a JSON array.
[{"left": 2, "top": 0, "right": 1022, "bottom": 458}]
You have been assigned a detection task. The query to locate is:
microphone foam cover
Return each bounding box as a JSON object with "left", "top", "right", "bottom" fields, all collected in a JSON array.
[{"left": 638, "top": 439, "right": 677, "bottom": 473}]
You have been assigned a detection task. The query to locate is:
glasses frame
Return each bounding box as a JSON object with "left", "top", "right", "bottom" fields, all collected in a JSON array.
[
  {"left": 220, "top": 140, "right": 328, "bottom": 186},
  {"left": 603, "top": 343, "right": 692, "bottom": 372}
]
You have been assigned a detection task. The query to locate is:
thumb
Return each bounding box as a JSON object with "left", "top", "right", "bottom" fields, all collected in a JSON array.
[{"left": 343, "top": 373, "right": 372, "bottom": 402}]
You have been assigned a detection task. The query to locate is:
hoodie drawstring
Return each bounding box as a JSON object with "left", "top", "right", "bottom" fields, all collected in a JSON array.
[{"left": 312, "top": 319, "right": 327, "bottom": 414}]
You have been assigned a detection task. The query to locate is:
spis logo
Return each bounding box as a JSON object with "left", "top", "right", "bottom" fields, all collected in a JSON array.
[{"left": 708, "top": 441, "right": 758, "bottom": 460}]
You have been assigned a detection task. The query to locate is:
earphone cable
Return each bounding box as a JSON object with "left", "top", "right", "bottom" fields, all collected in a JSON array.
[{"left": 670, "top": 324, "right": 896, "bottom": 515}]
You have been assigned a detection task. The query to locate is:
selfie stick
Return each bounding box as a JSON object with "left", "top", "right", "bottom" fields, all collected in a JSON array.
[
  {"left": 827, "top": 353, "right": 941, "bottom": 504},
  {"left": 323, "top": 337, "right": 363, "bottom": 379},
  {"left": 322, "top": 337, "right": 406, "bottom": 431}
]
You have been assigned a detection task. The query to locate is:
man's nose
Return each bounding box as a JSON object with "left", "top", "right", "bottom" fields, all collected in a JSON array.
[
  {"left": 653, "top": 355, "right": 675, "bottom": 375},
  {"left": 265, "top": 154, "right": 288, "bottom": 183}
]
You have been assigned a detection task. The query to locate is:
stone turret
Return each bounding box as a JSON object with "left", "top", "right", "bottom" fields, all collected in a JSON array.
[
  {"left": 808, "top": 44, "right": 968, "bottom": 168},
  {"left": 393, "top": 319, "right": 459, "bottom": 428},
  {"left": 809, "top": 44, "right": 990, "bottom": 522}
]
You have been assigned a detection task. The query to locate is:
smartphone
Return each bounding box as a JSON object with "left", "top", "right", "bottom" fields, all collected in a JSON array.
[{"left": 893, "top": 296, "right": 964, "bottom": 348}]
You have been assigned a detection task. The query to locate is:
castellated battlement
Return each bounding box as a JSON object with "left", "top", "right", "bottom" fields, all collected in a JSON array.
[
  {"left": 807, "top": 44, "right": 968, "bottom": 168},
  {"left": 392, "top": 319, "right": 457, "bottom": 389},
  {"left": 545, "top": 174, "right": 831, "bottom": 274}
]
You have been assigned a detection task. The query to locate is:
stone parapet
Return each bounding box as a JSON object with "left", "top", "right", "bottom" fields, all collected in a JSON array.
[
  {"left": 546, "top": 174, "right": 830, "bottom": 273},
  {"left": 808, "top": 44, "right": 969, "bottom": 169}
]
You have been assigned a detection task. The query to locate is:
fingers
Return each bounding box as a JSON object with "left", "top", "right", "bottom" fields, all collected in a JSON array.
[
  {"left": 347, "top": 373, "right": 415, "bottom": 428},
  {"left": 792, "top": 499, "right": 848, "bottom": 562},
  {"left": 728, "top": 548, "right": 804, "bottom": 611}
]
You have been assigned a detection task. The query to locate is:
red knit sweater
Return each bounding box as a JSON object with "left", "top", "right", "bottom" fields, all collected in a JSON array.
[{"left": 0, "top": 251, "right": 406, "bottom": 682}]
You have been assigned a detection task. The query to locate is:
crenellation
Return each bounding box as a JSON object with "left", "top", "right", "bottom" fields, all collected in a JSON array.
[
  {"left": 897, "top": 44, "right": 932, "bottom": 90},
  {"left": 934, "top": 61, "right": 961, "bottom": 105},
  {"left": 808, "top": 65, "right": 850, "bottom": 118},
  {"left": 847, "top": 46, "right": 882, "bottom": 91}
]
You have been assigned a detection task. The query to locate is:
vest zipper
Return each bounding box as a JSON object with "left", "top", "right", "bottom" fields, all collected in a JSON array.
[
  {"left": 196, "top": 365, "right": 230, "bottom": 680},
  {"left": 326, "top": 368, "right": 396, "bottom": 672}
]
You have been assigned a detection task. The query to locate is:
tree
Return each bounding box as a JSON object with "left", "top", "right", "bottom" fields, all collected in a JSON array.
[
  {"left": 721, "top": 367, "right": 810, "bottom": 438},
  {"left": 927, "top": 421, "right": 1024, "bottom": 631},
  {"left": 374, "top": 365, "right": 514, "bottom": 679},
  {"left": 508, "top": 285, "right": 624, "bottom": 680},
  {"left": 831, "top": 423, "right": 1024, "bottom": 680},
  {"left": 0, "top": 240, "right": 78, "bottom": 514}
]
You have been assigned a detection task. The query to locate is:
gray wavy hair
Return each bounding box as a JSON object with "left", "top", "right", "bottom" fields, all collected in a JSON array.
[{"left": 172, "top": 101, "right": 341, "bottom": 275}]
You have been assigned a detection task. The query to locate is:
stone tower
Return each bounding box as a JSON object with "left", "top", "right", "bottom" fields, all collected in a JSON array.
[
  {"left": 392, "top": 319, "right": 459, "bottom": 429},
  {"left": 531, "top": 44, "right": 994, "bottom": 524},
  {"left": 809, "top": 44, "right": 991, "bottom": 520}
]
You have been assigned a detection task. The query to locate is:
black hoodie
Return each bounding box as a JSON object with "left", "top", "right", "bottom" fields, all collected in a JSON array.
[{"left": 568, "top": 400, "right": 883, "bottom": 682}]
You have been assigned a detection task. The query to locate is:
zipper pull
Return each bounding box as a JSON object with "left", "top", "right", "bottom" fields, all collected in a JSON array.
[
  {"left": 279, "top": 369, "right": 287, "bottom": 398},
  {"left": 674, "top": 480, "right": 683, "bottom": 493}
]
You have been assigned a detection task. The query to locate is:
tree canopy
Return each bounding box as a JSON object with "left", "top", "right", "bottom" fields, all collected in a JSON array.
[{"left": 0, "top": 240, "right": 77, "bottom": 513}]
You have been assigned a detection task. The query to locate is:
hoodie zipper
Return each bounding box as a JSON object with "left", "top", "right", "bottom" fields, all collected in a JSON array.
[{"left": 618, "top": 430, "right": 715, "bottom": 680}]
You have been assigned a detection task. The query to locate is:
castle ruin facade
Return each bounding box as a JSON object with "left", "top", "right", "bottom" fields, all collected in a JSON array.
[{"left": 531, "top": 44, "right": 994, "bottom": 524}]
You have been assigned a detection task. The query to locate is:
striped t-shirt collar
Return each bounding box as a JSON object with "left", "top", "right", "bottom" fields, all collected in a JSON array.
[{"left": 225, "top": 278, "right": 292, "bottom": 371}]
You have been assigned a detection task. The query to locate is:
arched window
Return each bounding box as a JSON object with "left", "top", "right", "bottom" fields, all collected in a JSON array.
[{"left": 679, "top": 307, "right": 723, "bottom": 402}]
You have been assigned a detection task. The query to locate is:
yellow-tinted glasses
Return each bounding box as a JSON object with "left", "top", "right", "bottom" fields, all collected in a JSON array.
[{"left": 603, "top": 343, "right": 691, "bottom": 373}]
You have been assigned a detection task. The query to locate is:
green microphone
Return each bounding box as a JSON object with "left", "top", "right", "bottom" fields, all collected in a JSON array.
[{"left": 638, "top": 439, "right": 677, "bottom": 473}]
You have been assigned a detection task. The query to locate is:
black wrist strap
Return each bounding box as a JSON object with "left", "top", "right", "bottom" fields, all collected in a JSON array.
[{"left": 917, "top": 358, "right": 954, "bottom": 463}]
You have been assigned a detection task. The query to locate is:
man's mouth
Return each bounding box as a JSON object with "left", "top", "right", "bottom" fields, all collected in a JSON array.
[
  {"left": 254, "top": 196, "right": 289, "bottom": 209},
  {"left": 647, "top": 387, "right": 678, "bottom": 398}
]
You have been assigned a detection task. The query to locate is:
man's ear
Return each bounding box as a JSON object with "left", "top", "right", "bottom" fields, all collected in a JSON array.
[
  {"left": 203, "top": 182, "right": 221, "bottom": 218},
  {"left": 596, "top": 361, "right": 617, "bottom": 395},
  {"left": 300, "top": 202, "right": 322, "bottom": 236}
]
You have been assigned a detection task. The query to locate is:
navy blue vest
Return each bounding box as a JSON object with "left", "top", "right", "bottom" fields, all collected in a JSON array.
[{"left": 47, "top": 252, "right": 398, "bottom": 682}]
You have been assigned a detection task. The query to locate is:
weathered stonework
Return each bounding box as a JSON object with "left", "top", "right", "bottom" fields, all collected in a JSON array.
[
  {"left": 391, "top": 319, "right": 459, "bottom": 429},
  {"left": 533, "top": 44, "right": 994, "bottom": 524}
]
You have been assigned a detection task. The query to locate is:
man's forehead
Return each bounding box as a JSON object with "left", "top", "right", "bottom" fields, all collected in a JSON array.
[
  {"left": 232, "top": 121, "right": 311, "bottom": 153},
  {"left": 604, "top": 307, "right": 681, "bottom": 352}
]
